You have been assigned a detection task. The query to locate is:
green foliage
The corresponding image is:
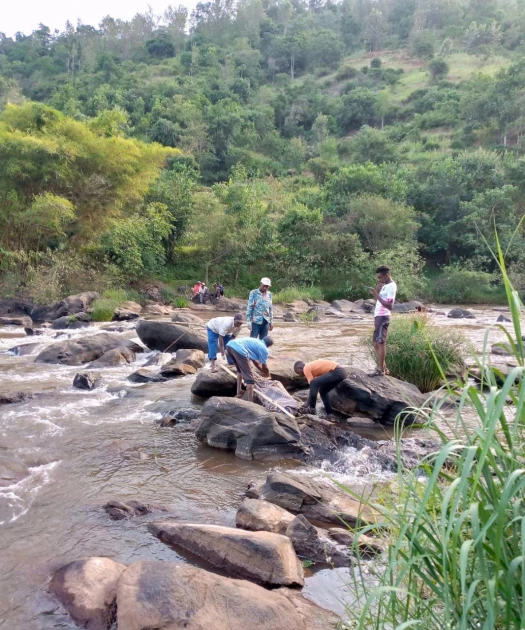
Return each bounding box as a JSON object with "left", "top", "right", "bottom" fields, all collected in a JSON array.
[
  {"left": 428, "top": 58, "right": 449, "bottom": 82},
  {"left": 91, "top": 289, "right": 127, "bottom": 322},
  {"left": 427, "top": 263, "right": 499, "bottom": 303},
  {"left": 272, "top": 286, "right": 324, "bottom": 305},
  {"left": 363, "top": 313, "right": 466, "bottom": 392},
  {"left": 337, "top": 88, "right": 379, "bottom": 132},
  {"left": 173, "top": 296, "right": 190, "bottom": 308}
]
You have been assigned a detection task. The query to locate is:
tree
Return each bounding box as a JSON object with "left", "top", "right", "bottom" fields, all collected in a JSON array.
[
  {"left": 337, "top": 88, "right": 379, "bottom": 132},
  {"left": 350, "top": 126, "right": 398, "bottom": 164},
  {"left": 363, "top": 9, "right": 388, "bottom": 52},
  {"left": 428, "top": 58, "right": 449, "bottom": 82},
  {"left": 146, "top": 34, "right": 176, "bottom": 58}
]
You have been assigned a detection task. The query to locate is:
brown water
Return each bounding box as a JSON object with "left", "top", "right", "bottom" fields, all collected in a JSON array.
[{"left": 0, "top": 306, "right": 517, "bottom": 628}]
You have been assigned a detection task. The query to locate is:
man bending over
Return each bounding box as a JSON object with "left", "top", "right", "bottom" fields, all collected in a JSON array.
[
  {"left": 226, "top": 336, "right": 273, "bottom": 402},
  {"left": 294, "top": 360, "right": 346, "bottom": 421}
]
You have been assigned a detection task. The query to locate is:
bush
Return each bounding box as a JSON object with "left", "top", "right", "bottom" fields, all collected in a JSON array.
[
  {"left": 363, "top": 313, "right": 466, "bottom": 392},
  {"left": 427, "top": 263, "right": 499, "bottom": 303},
  {"left": 173, "top": 296, "right": 190, "bottom": 308},
  {"left": 90, "top": 289, "right": 127, "bottom": 322},
  {"left": 272, "top": 286, "right": 324, "bottom": 305},
  {"left": 335, "top": 64, "right": 358, "bottom": 81},
  {"left": 428, "top": 58, "right": 449, "bottom": 82},
  {"left": 370, "top": 57, "right": 382, "bottom": 69}
]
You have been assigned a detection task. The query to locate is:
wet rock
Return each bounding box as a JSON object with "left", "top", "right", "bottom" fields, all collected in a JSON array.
[
  {"left": 448, "top": 308, "right": 475, "bottom": 319},
  {"left": 191, "top": 368, "right": 237, "bottom": 397},
  {"left": 0, "top": 391, "right": 33, "bottom": 405},
  {"left": 160, "top": 361, "right": 197, "bottom": 378},
  {"left": 113, "top": 301, "right": 142, "bottom": 321},
  {"left": 284, "top": 310, "right": 299, "bottom": 322},
  {"left": 136, "top": 320, "right": 208, "bottom": 353},
  {"left": 497, "top": 314, "right": 511, "bottom": 323},
  {"left": 73, "top": 372, "right": 102, "bottom": 391},
  {"left": 87, "top": 346, "right": 136, "bottom": 368},
  {"left": 143, "top": 352, "right": 173, "bottom": 367},
  {"left": 331, "top": 299, "right": 357, "bottom": 312},
  {"left": 195, "top": 397, "right": 305, "bottom": 460},
  {"left": 8, "top": 342, "right": 41, "bottom": 356},
  {"left": 285, "top": 514, "right": 351, "bottom": 567},
  {"left": 116, "top": 560, "right": 337, "bottom": 630},
  {"left": 149, "top": 521, "right": 304, "bottom": 587},
  {"left": 32, "top": 291, "right": 100, "bottom": 322},
  {"left": 0, "top": 315, "right": 33, "bottom": 328},
  {"left": 52, "top": 313, "right": 91, "bottom": 330},
  {"left": 171, "top": 311, "right": 203, "bottom": 324},
  {"left": 236, "top": 498, "right": 295, "bottom": 534},
  {"left": 50, "top": 557, "right": 126, "bottom": 630},
  {"left": 328, "top": 368, "right": 428, "bottom": 426},
  {"left": 127, "top": 369, "right": 167, "bottom": 384},
  {"left": 174, "top": 348, "right": 206, "bottom": 369},
  {"left": 0, "top": 455, "right": 30, "bottom": 486},
  {"left": 103, "top": 499, "right": 155, "bottom": 520},
  {"left": 247, "top": 472, "right": 377, "bottom": 527},
  {"left": 35, "top": 333, "right": 143, "bottom": 366},
  {"left": 327, "top": 527, "right": 385, "bottom": 555}
]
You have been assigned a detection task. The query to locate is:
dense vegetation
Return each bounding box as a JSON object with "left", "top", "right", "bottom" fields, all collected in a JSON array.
[{"left": 2, "top": 0, "right": 525, "bottom": 302}]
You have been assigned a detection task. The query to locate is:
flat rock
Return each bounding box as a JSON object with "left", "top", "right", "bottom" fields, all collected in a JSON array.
[
  {"left": 0, "top": 315, "right": 33, "bottom": 328},
  {"left": 136, "top": 320, "right": 208, "bottom": 353},
  {"left": 330, "top": 299, "right": 357, "bottom": 312},
  {"left": 35, "top": 333, "right": 143, "bottom": 365},
  {"left": 171, "top": 311, "right": 204, "bottom": 324},
  {"left": 127, "top": 369, "right": 167, "bottom": 383},
  {"left": 236, "top": 498, "right": 295, "bottom": 534},
  {"left": 50, "top": 557, "right": 126, "bottom": 630},
  {"left": 195, "top": 397, "right": 305, "bottom": 460},
  {"left": 212, "top": 297, "right": 247, "bottom": 312},
  {"left": 328, "top": 368, "right": 428, "bottom": 426},
  {"left": 160, "top": 361, "right": 197, "bottom": 378},
  {"left": 144, "top": 304, "right": 172, "bottom": 316},
  {"left": 112, "top": 308, "right": 140, "bottom": 321},
  {"left": 149, "top": 521, "right": 304, "bottom": 586},
  {"left": 116, "top": 560, "right": 338, "bottom": 630},
  {"left": 87, "top": 346, "right": 136, "bottom": 368},
  {"left": 73, "top": 372, "right": 102, "bottom": 390}
]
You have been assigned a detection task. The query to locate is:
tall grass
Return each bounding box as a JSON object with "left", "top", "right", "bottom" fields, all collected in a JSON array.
[
  {"left": 90, "top": 289, "right": 127, "bottom": 322},
  {"left": 272, "top": 286, "right": 324, "bottom": 305},
  {"left": 344, "top": 234, "right": 525, "bottom": 629},
  {"left": 363, "top": 313, "right": 466, "bottom": 393}
]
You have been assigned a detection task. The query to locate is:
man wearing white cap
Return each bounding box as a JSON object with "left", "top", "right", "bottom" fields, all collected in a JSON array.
[{"left": 246, "top": 277, "right": 273, "bottom": 340}]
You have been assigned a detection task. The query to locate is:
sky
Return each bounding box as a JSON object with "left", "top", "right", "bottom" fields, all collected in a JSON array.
[{"left": 2, "top": 0, "right": 198, "bottom": 37}]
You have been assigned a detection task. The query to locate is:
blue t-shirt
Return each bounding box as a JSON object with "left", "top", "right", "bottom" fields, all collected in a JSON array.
[{"left": 228, "top": 337, "right": 269, "bottom": 364}]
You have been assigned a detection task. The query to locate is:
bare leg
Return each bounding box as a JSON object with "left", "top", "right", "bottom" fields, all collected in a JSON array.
[
  {"left": 377, "top": 342, "right": 387, "bottom": 373},
  {"left": 373, "top": 342, "right": 380, "bottom": 369},
  {"left": 236, "top": 373, "right": 243, "bottom": 397},
  {"left": 210, "top": 359, "right": 217, "bottom": 372},
  {"left": 246, "top": 384, "right": 254, "bottom": 402}
]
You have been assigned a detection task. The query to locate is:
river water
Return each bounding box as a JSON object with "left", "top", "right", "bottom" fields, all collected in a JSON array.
[{"left": 0, "top": 307, "right": 515, "bottom": 628}]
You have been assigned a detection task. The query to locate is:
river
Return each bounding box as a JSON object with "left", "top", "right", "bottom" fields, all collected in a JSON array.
[{"left": 0, "top": 306, "right": 515, "bottom": 628}]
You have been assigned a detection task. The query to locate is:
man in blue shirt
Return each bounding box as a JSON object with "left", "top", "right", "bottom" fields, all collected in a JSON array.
[
  {"left": 226, "top": 336, "right": 274, "bottom": 401},
  {"left": 246, "top": 277, "right": 273, "bottom": 339}
]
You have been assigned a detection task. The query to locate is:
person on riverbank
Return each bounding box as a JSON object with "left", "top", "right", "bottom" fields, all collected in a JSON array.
[
  {"left": 294, "top": 360, "right": 346, "bottom": 421},
  {"left": 192, "top": 281, "right": 202, "bottom": 302},
  {"left": 206, "top": 313, "right": 244, "bottom": 372},
  {"left": 369, "top": 265, "right": 397, "bottom": 376},
  {"left": 246, "top": 277, "right": 273, "bottom": 339},
  {"left": 226, "top": 336, "right": 273, "bottom": 402}
]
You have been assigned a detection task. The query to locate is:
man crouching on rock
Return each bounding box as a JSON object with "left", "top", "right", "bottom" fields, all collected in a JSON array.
[
  {"left": 226, "top": 336, "right": 273, "bottom": 402},
  {"left": 294, "top": 360, "right": 346, "bottom": 421}
]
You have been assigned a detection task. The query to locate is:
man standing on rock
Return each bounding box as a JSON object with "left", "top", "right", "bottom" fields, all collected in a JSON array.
[
  {"left": 294, "top": 360, "right": 346, "bottom": 421},
  {"left": 246, "top": 278, "right": 273, "bottom": 340},
  {"left": 226, "top": 336, "right": 273, "bottom": 402},
  {"left": 369, "top": 265, "right": 397, "bottom": 377},
  {"left": 206, "top": 313, "right": 244, "bottom": 372}
]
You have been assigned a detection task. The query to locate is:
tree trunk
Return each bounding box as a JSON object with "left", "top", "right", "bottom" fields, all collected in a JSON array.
[{"left": 290, "top": 54, "right": 295, "bottom": 79}]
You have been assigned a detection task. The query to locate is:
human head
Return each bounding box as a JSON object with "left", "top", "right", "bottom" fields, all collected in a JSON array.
[
  {"left": 213, "top": 283, "right": 217, "bottom": 288},
  {"left": 294, "top": 360, "right": 305, "bottom": 375},
  {"left": 375, "top": 265, "right": 391, "bottom": 283},
  {"left": 263, "top": 336, "right": 274, "bottom": 348},
  {"left": 233, "top": 313, "right": 244, "bottom": 327},
  {"left": 260, "top": 277, "right": 271, "bottom": 293}
]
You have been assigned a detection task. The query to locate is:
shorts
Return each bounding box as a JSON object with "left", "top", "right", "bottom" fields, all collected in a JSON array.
[
  {"left": 226, "top": 346, "right": 255, "bottom": 384},
  {"left": 373, "top": 316, "right": 390, "bottom": 344}
]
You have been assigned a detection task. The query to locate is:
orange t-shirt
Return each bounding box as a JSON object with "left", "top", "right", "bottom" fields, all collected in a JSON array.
[{"left": 303, "top": 360, "right": 339, "bottom": 383}]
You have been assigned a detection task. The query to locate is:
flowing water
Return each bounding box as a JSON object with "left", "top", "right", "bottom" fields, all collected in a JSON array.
[{"left": 0, "top": 307, "right": 516, "bottom": 628}]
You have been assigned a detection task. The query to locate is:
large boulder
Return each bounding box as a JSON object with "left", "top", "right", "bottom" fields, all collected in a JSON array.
[
  {"left": 330, "top": 299, "right": 357, "bottom": 312},
  {"left": 171, "top": 311, "right": 203, "bottom": 325},
  {"left": 87, "top": 346, "right": 136, "bottom": 368},
  {"left": 0, "top": 297, "right": 34, "bottom": 317},
  {"left": 35, "top": 333, "right": 143, "bottom": 366},
  {"left": 73, "top": 372, "right": 103, "bottom": 390},
  {"left": 191, "top": 369, "right": 237, "bottom": 397},
  {"left": 160, "top": 361, "right": 197, "bottom": 378},
  {"left": 328, "top": 368, "right": 428, "bottom": 426},
  {"left": 213, "top": 297, "right": 247, "bottom": 312},
  {"left": 195, "top": 397, "right": 305, "bottom": 460},
  {"left": 285, "top": 514, "right": 351, "bottom": 567},
  {"left": 236, "top": 498, "right": 295, "bottom": 534},
  {"left": 149, "top": 521, "right": 304, "bottom": 586},
  {"left": 267, "top": 357, "right": 308, "bottom": 390},
  {"left": 0, "top": 315, "right": 33, "bottom": 328},
  {"left": 32, "top": 291, "right": 99, "bottom": 322},
  {"left": 116, "top": 561, "right": 338, "bottom": 630},
  {"left": 247, "top": 472, "right": 377, "bottom": 527},
  {"left": 136, "top": 320, "right": 208, "bottom": 353},
  {"left": 49, "top": 557, "right": 126, "bottom": 630},
  {"left": 174, "top": 348, "right": 206, "bottom": 369}
]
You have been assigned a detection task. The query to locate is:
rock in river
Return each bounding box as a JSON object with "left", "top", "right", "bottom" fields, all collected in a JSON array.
[
  {"left": 136, "top": 320, "right": 208, "bottom": 353},
  {"left": 175, "top": 348, "right": 206, "bottom": 369},
  {"left": 116, "top": 560, "right": 338, "bottom": 630},
  {"left": 87, "top": 346, "right": 136, "bottom": 368},
  {"left": 328, "top": 368, "right": 428, "bottom": 425},
  {"left": 191, "top": 369, "right": 237, "bottom": 397},
  {"left": 49, "top": 557, "right": 126, "bottom": 630},
  {"left": 127, "top": 369, "right": 167, "bottom": 383},
  {"left": 236, "top": 498, "right": 295, "bottom": 534},
  {"left": 149, "top": 521, "right": 304, "bottom": 587},
  {"left": 160, "top": 360, "right": 197, "bottom": 378},
  {"left": 195, "top": 397, "right": 306, "bottom": 460},
  {"left": 171, "top": 311, "right": 204, "bottom": 325},
  {"left": 73, "top": 372, "right": 102, "bottom": 391},
  {"left": 448, "top": 308, "right": 475, "bottom": 319},
  {"left": 285, "top": 514, "right": 351, "bottom": 567},
  {"left": 103, "top": 499, "right": 156, "bottom": 520},
  {"left": 0, "top": 315, "right": 33, "bottom": 328},
  {"left": 35, "top": 333, "right": 143, "bottom": 366}
]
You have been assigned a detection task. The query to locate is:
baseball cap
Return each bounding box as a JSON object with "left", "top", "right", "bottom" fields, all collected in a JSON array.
[{"left": 260, "top": 277, "right": 272, "bottom": 286}]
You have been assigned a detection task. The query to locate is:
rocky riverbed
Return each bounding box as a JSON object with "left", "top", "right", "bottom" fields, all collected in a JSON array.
[{"left": 0, "top": 296, "right": 518, "bottom": 629}]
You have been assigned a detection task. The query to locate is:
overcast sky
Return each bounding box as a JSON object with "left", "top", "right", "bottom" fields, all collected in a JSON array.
[{"left": 2, "top": 0, "right": 198, "bottom": 37}]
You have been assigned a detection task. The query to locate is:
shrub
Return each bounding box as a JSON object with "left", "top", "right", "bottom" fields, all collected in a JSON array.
[
  {"left": 428, "top": 58, "right": 449, "bottom": 82},
  {"left": 173, "top": 296, "right": 190, "bottom": 308},
  {"left": 427, "top": 263, "right": 498, "bottom": 303},
  {"left": 272, "top": 286, "right": 324, "bottom": 305},
  {"left": 335, "top": 64, "right": 358, "bottom": 81},
  {"left": 370, "top": 57, "right": 382, "bottom": 68},
  {"left": 90, "top": 289, "right": 127, "bottom": 322},
  {"left": 363, "top": 313, "right": 466, "bottom": 392}
]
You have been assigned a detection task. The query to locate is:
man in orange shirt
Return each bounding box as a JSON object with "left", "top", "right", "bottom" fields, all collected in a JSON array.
[{"left": 293, "top": 360, "right": 346, "bottom": 421}]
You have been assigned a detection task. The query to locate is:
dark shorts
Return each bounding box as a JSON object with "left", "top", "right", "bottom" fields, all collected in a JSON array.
[
  {"left": 373, "top": 316, "right": 390, "bottom": 344},
  {"left": 226, "top": 346, "right": 255, "bottom": 384}
]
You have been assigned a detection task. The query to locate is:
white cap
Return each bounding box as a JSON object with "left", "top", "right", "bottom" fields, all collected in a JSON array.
[{"left": 260, "top": 277, "right": 272, "bottom": 286}]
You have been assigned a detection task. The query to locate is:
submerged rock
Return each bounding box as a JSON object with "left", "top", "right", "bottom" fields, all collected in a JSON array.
[
  {"left": 195, "top": 397, "right": 305, "bottom": 460},
  {"left": 136, "top": 320, "right": 208, "bottom": 353},
  {"left": 149, "top": 521, "right": 304, "bottom": 586},
  {"left": 73, "top": 372, "right": 102, "bottom": 391},
  {"left": 116, "top": 560, "right": 338, "bottom": 630},
  {"left": 127, "top": 369, "right": 167, "bottom": 383},
  {"left": 103, "top": 499, "right": 157, "bottom": 520},
  {"left": 50, "top": 557, "right": 126, "bottom": 630},
  {"left": 448, "top": 308, "right": 475, "bottom": 319},
  {"left": 328, "top": 368, "right": 428, "bottom": 425},
  {"left": 0, "top": 391, "right": 33, "bottom": 405},
  {"left": 35, "top": 333, "right": 143, "bottom": 366},
  {"left": 236, "top": 498, "right": 295, "bottom": 534}
]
